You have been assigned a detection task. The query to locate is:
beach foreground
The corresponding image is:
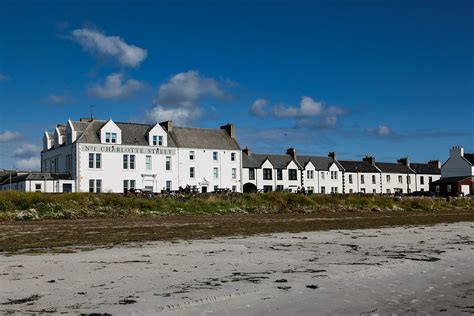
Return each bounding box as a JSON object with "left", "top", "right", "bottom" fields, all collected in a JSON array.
[{"left": 1, "top": 222, "right": 473, "bottom": 315}]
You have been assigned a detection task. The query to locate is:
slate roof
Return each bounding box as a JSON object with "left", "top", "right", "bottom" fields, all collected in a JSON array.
[
  {"left": 338, "top": 160, "right": 380, "bottom": 173},
  {"left": 71, "top": 121, "right": 89, "bottom": 132},
  {"left": 464, "top": 153, "right": 474, "bottom": 165},
  {"left": 297, "top": 155, "right": 335, "bottom": 171},
  {"left": 242, "top": 153, "right": 301, "bottom": 169},
  {"left": 0, "top": 172, "right": 72, "bottom": 185},
  {"left": 65, "top": 120, "right": 239, "bottom": 150},
  {"left": 168, "top": 127, "right": 240, "bottom": 150},
  {"left": 409, "top": 163, "right": 441, "bottom": 174},
  {"left": 430, "top": 176, "right": 471, "bottom": 185},
  {"left": 375, "top": 162, "right": 415, "bottom": 174}
]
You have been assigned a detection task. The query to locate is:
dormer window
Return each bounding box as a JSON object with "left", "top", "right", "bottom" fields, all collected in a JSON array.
[
  {"left": 153, "top": 135, "right": 157, "bottom": 146},
  {"left": 158, "top": 136, "right": 163, "bottom": 146},
  {"left": 152, "top": 135, "right": 163, "bottom": 146}
]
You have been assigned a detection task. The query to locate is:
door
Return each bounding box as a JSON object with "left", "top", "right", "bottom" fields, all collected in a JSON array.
[{"left": 201, "top": 186, "right": 207, "bottom": 193}]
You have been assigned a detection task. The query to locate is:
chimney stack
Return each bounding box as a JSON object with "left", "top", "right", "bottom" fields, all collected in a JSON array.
[
  {"left": 449, "top": 146, "right": 464, "bottom": 158},
  {"left": 397, "top": 157, "right": 410, "bottom": 168},
  {"left": 428, "top": 160, "right": 441, "bottom": 169},
  {"left": 243, "top": 147, "right": 251, "bottom": 156},
  {"left": 286, "top": 148, "right": 297, "bottom": 160},
  {"left": 220, "top": 123, "right": 235, "bottom": 138},
  {"left": 328, "top": 152, "right": 336, "bottom": 160},
  {"left": 160, "top": 120, "right": 173, "bottom": 132},
  {"left": 363, "top": 155, "right": 376, "bottom": 166}
]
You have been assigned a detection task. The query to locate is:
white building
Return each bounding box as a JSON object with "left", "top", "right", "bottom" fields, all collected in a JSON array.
[
  {"left": 41, "top": 118, "right": 242, "bottom": 193},
  {"left": 339, "top": 156, "right": 382, "bottom": 194},
  {"left": 0, "top": 172, "right": 74, "bottom": 192},
  {"left": 441, "top": 146, "right": 474, "bottom": 178},
  {"left": 241, "top": 148, "right": 302, "bottom": 192}
]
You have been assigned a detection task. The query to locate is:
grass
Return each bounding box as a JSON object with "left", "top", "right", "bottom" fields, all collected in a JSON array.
[{"left": 0, "top": 191, "right": 472, "bottom": 221}]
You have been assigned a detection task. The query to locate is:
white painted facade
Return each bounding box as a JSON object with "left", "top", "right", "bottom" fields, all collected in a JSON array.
[
  {"left": 343, "top": 172, "right": 381, "bottom": 194},
  {"left": 441, "top": 146, "right": 474, "bottom": 178}
]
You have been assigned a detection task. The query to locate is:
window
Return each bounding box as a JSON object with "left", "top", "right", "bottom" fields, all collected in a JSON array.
[
  {"left": 436, "top": 185, "right": 440, "bottom": 193},
  {"left": 321, "top": 186, "right": 326, "bottom": 194},
  {"left": 35, "top": 183, "right": 42, "bottom": 192},
  {"left": 263, "top": 185, "right": 272, "bottom": 192},
  {"left": 276, "top": 185, "right": 284, "bottom": 191},
  {"left": 263, "top": 168, "right": 272, "bottom": 180},
  {"left": 189, "top": 151, "right": 195, "bottom": 160},
  {"left": 307, "top": 170, "right": 314, "bottom": 179},
  {"left": 165, "top": 156, "right": 171, "bottom": 171},
  {"left": 386, "top": 175, "right": 391, "bottom": 183},
  {"left": 213, "top": 152, "right": 218, "bottom": 161},
  {"left": 105, "top": 132, "right": 111, "bottom": 143},
  {"left": 331, "top": 187, "right": 338, "bottom": 194},
  {"left": 373, "top": 189, "right": 376, "bottom": 194},
  {"left": 213, "top": 167, "right": 219, "bottom": 179},
  {"left": 153, "top": 135, "right": 158, "bottom": 146},
  {"left": 146, "top": 155, "right": 152, "bottom": 171},
  {"left": 398, "top": 176, "right": 403, "bottom": 183},
  {"left": 130, "top": 180, "right": 135, "bottom": 190},
  {"left": 123, "top": 180, "right": 128, "bottom": 192},
  {"left": 249, "top": 168, "right": 255, "bottom": 180},
  {"left": 111, "top": 133, "right": 117, "bottom": 143},
  {"left": 214, "top": 185, "right": 218, "bottom": 191},
  {"left": 190, "top": 167, "right": 195, "bottom": 179},
  {"left": 386, "top": 189, "right": 391, "bottom": 194},
  {"left": 361, "top": 188, "right": 366, "bottom": 193},
  {"left": 130, "top": 155, "right": 135, "bottom": 170},
  {"left": 158, "top": 136, "right": 163, "bottom": 146},
  {"left": 166, "top": 181, "right": 172, "bottom": 191},
  {"left": 277, "top": 169, "right": 283, "bottom": 180},
  {"left": 288, "top": 169, "right": 297, "bottom": 180},
  {"left": 89, "top": 179, "right": 101, "bottom": 193},
  {"left": 231, "top": 153, "right": 236, "bottom": 161},
  {"left": 321, "top": 172, "right": 325, "bottom": 180},
  {"left": 407, "top": 176, "right": 411, "bottom": 184},
  {"left": 361, "top": 175, "right": 365, "bottom": 184},
  {"left": 89, "top": 153, "right": 94, "bottom": 168},
  {"left": 348, "top": 174, "right": 353, "bottom": 184},
  {"left": 447, "top": 184, "right": 452, "bottom": 193},
  {"left": 123, "top": 154, "right": 135, "bottom": 169},
  {"left": 372, "top": 175, "right": 376, "bottom": 184},
  {"left": 232, "top": 168, "right": 237, "bottom": 179},
  {"left": 331, "top": 171, "right": 338, "bottom": 180},
  {"left": 89, "top": 153, "right": 101, "bottom": 169},
  {"left": 232, "top": 185, "right": 237, "bottom": 192},
  {"left": 420, "top": 176, "right": 424, "bottom": 185}
]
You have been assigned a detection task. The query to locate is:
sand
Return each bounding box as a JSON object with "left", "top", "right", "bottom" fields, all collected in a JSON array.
[{"left": 1, "top": 222, "right": 473, "bottom": 315}]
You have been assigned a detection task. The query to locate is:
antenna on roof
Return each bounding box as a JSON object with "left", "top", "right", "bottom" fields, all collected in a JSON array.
[{"left": 90, "top": 105, "right": 94, "bottom": 120}]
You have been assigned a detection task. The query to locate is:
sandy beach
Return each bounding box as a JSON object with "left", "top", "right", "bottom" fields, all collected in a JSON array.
[{"left": 1, "top": 222, "right": 473, "bottom": 315}]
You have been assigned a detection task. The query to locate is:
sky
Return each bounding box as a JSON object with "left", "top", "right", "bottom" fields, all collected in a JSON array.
[{"left": 0, "top": 0, "right": 473, "bottom": 170}]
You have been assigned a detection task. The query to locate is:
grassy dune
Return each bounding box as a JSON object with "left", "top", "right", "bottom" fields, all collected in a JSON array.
[{"left": 0, "top": 191, "right": 472, "bottom": 221}]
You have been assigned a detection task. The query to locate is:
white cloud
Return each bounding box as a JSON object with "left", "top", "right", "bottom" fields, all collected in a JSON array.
[
  {"left": 0, "top": 130, "right": 21, "bottom": 143},
  {"left": 12, "top": 143, "right": 41, "bottom": 170},
  {"left": 43, "top": 94, "right": 73, "bottom": 105},
  {"left": 250, "top": 98, "right": 268, "bottom": 117},
  {"left": 89, "top": 72, "right": 145, "bottom": 100},
  {"left": 71, "top": 28, "right": 147, "bottom": 67},
  {"left": 147, "top": 70, "right": 228, "bottom": 125},
  {"left": 376, "top": 125, "right": 391, "bottom": 136},
  {"left": 272, "top": 96, "right": 323, "bottom": 118},
  {"left": 366, "top": 124, "right": 392, "bottom": 138},
  {"left": 14, "top": 157, "right": 40, "bottom": 170},
  {"left": 0, "top": 73, "right": 9, "bottom": 81}
]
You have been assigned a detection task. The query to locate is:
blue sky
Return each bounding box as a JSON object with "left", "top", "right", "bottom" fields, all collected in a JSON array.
[{"left": 0, "top": 0, "right": 473, "bottom": 169}]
